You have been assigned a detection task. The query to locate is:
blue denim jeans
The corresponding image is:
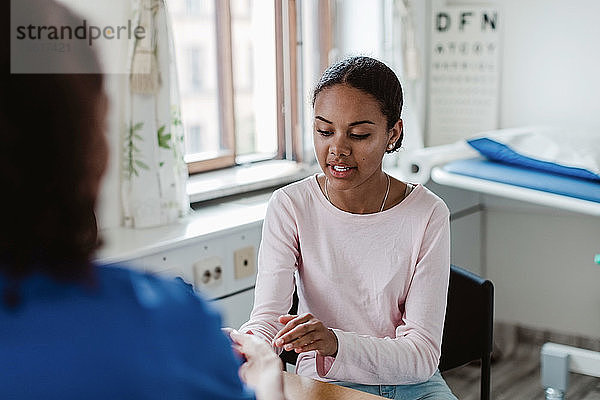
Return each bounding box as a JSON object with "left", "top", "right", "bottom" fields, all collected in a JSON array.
[{"left": 332, "top": 370, "right": 458, "bottom": 400}]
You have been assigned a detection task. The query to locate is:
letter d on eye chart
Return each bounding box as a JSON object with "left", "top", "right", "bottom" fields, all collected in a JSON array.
[{"left": 427, "top": 0, "right": 501, "bottom": 146}]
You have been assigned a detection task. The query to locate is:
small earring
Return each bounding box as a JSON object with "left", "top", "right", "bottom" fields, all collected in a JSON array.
[{"left": 387, "top": 144, "right": 394, "bottom": 150}]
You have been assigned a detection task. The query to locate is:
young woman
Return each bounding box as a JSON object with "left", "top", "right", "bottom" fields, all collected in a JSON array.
[
  {"left": 240, "top": 56, "right": 457, "bottom": 399},
  {"left": 0, "top": 1, "right": 283, "bottom": 399}
]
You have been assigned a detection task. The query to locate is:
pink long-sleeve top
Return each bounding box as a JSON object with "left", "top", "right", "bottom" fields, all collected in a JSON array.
[{"left": 240, "top": 175, "right": 450, "bottom": 385}]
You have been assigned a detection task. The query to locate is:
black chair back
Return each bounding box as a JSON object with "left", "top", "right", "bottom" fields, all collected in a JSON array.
[
  {"left": 439, "top": 265, "right": 494, "bottom": 400},
  {"left": 280, "top": 264, "right": 494, "bottom": 400},
  {"left": 279, "top": 289, "right": 299, "bottom": 366}
]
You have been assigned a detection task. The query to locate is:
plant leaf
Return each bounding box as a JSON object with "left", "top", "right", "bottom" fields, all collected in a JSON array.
[
  {"left": 135, "top": 160, "right": 149, "bottom": 170},
  {"left": 158, "top": 131, "right": 172, "bottom": 149}
]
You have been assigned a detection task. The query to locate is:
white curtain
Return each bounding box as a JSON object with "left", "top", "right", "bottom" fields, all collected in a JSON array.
[{"left": 121, "top": 0, "right": 189, "bottom": 228}]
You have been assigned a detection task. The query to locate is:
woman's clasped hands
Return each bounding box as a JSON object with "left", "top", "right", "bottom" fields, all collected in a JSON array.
[{"left": 272, "top": 313, "right": 338, "bottom": 357}]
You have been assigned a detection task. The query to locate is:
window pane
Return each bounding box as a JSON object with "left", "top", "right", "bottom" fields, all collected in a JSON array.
[
  {"left": 169, "top": 0, "right": 223, "bottom": 158},
  {"left": 231, "top": 0, "right": 278, "bottom": 159}
]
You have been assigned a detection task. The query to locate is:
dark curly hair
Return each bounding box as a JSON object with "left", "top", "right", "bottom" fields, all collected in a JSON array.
[
  {"left": 312, "top": 56, "right": 404, "bottom": 152},
  {"left": 1, "top": 0, "right": 105, "bottom": 305}
]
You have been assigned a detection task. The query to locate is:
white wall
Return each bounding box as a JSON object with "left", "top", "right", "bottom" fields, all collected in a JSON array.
[
  {"left": 334, "top": 0, "right": 385, "bottom": 59},
  {"left": 499, "top": 0, "right": 600, "bottom": 129}
]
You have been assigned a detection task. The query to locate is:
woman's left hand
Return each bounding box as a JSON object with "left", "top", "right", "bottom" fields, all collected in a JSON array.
[{"left": 272, "top": 313, "right": 338, "bottom": 357}]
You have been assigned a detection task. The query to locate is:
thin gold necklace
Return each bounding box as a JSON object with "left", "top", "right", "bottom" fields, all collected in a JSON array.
[{"left": 325, "top": 173, "right": 390, "bottom": 213}]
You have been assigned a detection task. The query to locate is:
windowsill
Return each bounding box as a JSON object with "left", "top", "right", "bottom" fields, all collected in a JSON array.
[
  {"left": 97, "top": 160, "right": 316, "bottom": 264},
  {"left": 187, "top": 160, "right": 318, "bottom": 204}
]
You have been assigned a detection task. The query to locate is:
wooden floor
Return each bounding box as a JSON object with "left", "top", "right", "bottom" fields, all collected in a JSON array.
[{"left": 442, "top": 342, "right": 600, "bottom": 400}]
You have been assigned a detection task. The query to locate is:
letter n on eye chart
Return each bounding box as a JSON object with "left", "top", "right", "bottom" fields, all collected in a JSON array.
[{"left": 427, "top": 0, "right": 501, "bottom": 146}]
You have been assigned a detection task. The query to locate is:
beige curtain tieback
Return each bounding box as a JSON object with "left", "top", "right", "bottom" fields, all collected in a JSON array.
[{"left": 130, "top": 0, "right": 160, "bottom": 94}]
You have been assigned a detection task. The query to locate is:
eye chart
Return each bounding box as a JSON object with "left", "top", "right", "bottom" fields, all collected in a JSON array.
[{"left": 427, "top": 0, "right": 501, "bottom": 146}]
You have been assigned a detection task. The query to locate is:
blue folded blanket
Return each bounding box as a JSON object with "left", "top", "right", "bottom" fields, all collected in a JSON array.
[
  {"left": 443, "top": 158, "right": 600, "bottom": 203},
  {"left": 467, "top": 128, "right": 600, "bottom": 181}
]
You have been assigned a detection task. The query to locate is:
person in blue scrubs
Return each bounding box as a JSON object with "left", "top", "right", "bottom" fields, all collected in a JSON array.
[{"left": 0, "top": 1, "right": 283, "bottom": 399}]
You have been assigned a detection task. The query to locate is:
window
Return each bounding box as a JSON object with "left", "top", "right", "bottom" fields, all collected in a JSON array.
[
  {"left": 170, "top": 0, "right": 220, "bottom": 164},
  {"left": 188, "top": 47, "right": 204, "bottom": 92},
  {"left": 169, "top": 0, "right": 302, "bottom": 174},
  {"left": 186, "top": 125, "right": 203, "bottom": 154},
  {"left": 185, "top": 0, "right": 209, "bottom": 16}
]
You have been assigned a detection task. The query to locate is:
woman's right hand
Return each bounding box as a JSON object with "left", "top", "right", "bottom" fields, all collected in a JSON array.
[{"left": 229, "top": 330, "right": 285, "bottom": 400}]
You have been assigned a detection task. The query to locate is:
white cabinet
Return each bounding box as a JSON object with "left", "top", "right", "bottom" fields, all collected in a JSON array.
[
  {"left": 427, "top": 181, "right": 483, "bottom": 275},
  {"left": 104, "top": 223, "right": 263, "bottom": 328}
]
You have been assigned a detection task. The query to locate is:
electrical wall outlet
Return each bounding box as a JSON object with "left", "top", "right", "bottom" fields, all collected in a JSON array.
[
  {"left": 234, "top": 246, "right": 256, "bottom": 280},
  {"left": 193, "top": 256, "right": 223, "bottom": 287}
]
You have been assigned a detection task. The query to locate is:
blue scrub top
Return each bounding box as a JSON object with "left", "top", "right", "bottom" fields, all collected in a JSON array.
[{"left": 0, "top": 264, "right": 255, "bottom": 400}]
